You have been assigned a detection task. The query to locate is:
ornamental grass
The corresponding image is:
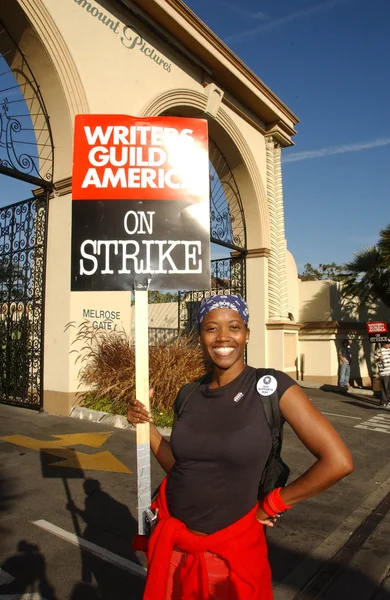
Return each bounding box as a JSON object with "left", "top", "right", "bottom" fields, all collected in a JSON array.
[{"left": 69, "top": 321, "right": 207, "bottom": 415}]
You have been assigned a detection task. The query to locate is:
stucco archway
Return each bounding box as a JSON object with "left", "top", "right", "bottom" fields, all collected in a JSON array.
[{"left": 140, "top": 88, "right": 270, "bottom": 253}]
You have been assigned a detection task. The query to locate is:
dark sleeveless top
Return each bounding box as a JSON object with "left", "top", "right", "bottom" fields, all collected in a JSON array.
[{"left": 165, "top": 365, "right": 296, "bottom": 533}]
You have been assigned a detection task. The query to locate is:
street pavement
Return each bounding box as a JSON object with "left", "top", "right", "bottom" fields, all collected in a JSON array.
[{"left": 0, "top": 386, "right": 389, "bottom": 600}]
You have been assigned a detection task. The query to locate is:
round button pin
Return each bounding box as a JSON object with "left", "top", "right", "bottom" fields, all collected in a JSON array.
[{"left": 256, "top": 375, "right": 278, "bottom": 396}]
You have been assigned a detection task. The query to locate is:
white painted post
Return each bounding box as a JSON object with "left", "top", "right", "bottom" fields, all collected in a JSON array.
[{"left": 135, "top": 289, "right": 151, "bottom": 534}]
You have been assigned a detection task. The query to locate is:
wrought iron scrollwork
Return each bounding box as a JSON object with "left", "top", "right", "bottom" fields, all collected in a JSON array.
[
  {"left": 209, "top": 139, "right": 246, "bottom": 252},
  {"left": 0, "top": 21, "right": 54, "bottom": 184},
  {"left": 178, "top": 256, "right": 246, "bottom": 333},
  {"left": 0, "top": 194, "right": 48, "bottom": 408}
]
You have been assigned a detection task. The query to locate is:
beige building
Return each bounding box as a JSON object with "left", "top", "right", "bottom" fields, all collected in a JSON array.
[
  {"left": 0, "top": 0, "right": 380, "bottom": 416},
  {"left": 298, "top": 280, "right": 387, "bottom": 386}
]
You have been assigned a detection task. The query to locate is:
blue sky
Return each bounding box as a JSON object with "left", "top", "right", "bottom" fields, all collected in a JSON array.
[
  {"left": 2, "top": 0, "right": 389, "bottom": 272},
  {"left": 186, "top": 0, "right": 390, "bottom": 271}
]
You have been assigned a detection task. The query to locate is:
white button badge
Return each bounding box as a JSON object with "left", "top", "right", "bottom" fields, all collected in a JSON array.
[{"left": 256, "top": 375, "right": 278, "bottom": 396}]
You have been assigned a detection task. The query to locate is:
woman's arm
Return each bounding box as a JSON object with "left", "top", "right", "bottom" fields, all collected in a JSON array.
[
  {"left": 257, "top": 384, "right": 353, "bottom": 525},
  {"left": 127, "top": 394, "right": 176, "bottom": 473},
  {"left": 279, "top": 385, "right": 354, "bottom": 506}
]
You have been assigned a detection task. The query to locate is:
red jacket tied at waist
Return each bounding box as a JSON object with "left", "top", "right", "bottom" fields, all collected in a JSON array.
[{"left": 136, "top": 476, "right": 273, "bottom": 600}]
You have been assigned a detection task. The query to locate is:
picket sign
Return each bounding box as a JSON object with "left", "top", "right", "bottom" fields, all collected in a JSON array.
[
  {"left": 71, "top": 114, "right": 211, "bottom": 535},
  {"left": 135, "top": 289, "right": 151, "bottom": 534}
]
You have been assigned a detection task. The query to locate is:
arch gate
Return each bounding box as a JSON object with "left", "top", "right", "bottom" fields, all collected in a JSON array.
[
  {"left": 0, "top": 20, "right": 53, "bottom": 409},
  {"left": 178, "top": 137, "right": 247, "bottom": 331}
]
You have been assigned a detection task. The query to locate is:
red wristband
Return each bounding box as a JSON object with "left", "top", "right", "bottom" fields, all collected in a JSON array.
[{"left": 262, "top": 488, "right": 292, "bottom": 517}]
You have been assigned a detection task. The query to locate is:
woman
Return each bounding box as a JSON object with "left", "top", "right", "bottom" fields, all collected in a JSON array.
[{"left": 128, "top": 294, "right": 354, "bottom": 600}]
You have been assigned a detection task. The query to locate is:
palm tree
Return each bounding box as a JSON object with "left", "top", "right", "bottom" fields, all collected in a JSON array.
[{"left": 341, "top": 225, "right": 390, "bottom": 308}]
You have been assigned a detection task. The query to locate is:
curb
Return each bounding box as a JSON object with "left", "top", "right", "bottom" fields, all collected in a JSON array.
[{"left": 69, "top": 406, "right": 172, "bottom": 436}]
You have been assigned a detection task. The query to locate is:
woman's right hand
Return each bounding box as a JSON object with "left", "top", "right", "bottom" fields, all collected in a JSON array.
[{"left": 127, "top": 390, "right": 154, "bottom": 426}]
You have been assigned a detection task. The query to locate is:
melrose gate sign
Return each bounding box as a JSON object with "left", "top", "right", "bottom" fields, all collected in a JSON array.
[{"left": 73, "top": 0, "right": 173, "bottom": 73}]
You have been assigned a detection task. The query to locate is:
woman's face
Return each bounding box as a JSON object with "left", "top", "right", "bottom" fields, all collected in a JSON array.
[{"left": 199, "top": 308, "right": 249, "bottom": 371}]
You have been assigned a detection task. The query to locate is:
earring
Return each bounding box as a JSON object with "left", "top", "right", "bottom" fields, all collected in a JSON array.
[{"left": 245, "top": 340, "right": 249, "bottom": 344}]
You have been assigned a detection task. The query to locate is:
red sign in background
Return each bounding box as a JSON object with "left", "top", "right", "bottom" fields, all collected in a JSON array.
[{"left": 366, "top": 322, "right": 388, "bottom": 334}]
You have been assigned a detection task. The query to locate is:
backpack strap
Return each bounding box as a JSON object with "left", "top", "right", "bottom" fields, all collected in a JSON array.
[
  {"left": 256, "top": 368, "right": 281, "bottom": 452},
  {"left": 175, "top": 379, "right": 203, "bottom": 418}
]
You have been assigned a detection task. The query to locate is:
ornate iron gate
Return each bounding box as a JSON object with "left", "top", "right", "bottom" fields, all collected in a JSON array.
[
  {"left": 0, "top": 193, "right": 48, "bottom": 408},
  {"left": 0, "top": 19, "right": 53, "bottom": 409},
  {"left": 178, "top": 256, "right": 246, "bottom": 333},
  {"left": 178, "top": 139, "right": 247, "bottom": 332}
]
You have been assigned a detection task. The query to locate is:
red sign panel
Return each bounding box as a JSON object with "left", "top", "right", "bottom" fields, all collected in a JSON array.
[
  {"left": 71, "top": 115, "right": 211, "bottom": 292},
  {"left": 72, "top": 115, "right": 209, "bottom": 202},
  {"left": 366, "top": 322, "right": 388, "bottom": 334}
]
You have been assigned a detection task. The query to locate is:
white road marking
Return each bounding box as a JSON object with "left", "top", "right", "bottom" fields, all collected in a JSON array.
[
  {"left": 322, "top": 412, "right": 362, "bottom": 420},
  {"left": 32, "top": 520, "right": 146, "bottom": 579},
  {"left": 0, "top": 569, "right": 45, "bottom": 599},
  {"left": 354, "top": 412, "right": 390, "bottom": 433},
  {"left": 0, "top": 570, "right": 14, "bottom": 586}
]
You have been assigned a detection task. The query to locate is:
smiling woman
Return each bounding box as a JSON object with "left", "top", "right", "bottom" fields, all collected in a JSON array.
[{"left": 127, "top": 294, "right": 354, "bottom": 600}]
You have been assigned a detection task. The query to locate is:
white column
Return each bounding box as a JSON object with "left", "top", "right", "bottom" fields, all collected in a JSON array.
[
  {"left": 265, "top": 137, "right": 280, "bottom": 318},
  {"left": 274, "top": 143, "right": 289, "bottom": 318}
]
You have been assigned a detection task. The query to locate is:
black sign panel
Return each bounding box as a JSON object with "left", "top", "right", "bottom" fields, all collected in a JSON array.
[{"left": 369, "top": 333, "right": 389, "bottom": 344}]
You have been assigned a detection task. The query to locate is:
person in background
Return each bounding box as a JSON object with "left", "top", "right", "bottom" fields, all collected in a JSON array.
[
  {"left": 338, "top": 339, "right": 352, "bottom": 388},
  {"left": 128, "top": 295, "right": 354, "bottom": 600},
  {"left": 374, "top": 341, "right": 390, "bottom": 408}
]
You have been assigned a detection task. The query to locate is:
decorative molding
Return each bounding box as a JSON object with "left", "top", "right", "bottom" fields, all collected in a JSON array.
[
  {"left": 222, "top": 96, "right": 266, "bottom": 136},
  {"left": 300, "top": 321, "right": 368, "bottom": 333},
  {"left": 204, "top": 83, "right": 224, "bottom": 117},
  {"left": 34, "top": 176, "right": 72, "bottom": 198},
  {"left": 266, "top": 321, "right": 302, "bottom": 331},
  {"left": 244, "top": 248, "right": 270, "bottom": 259},
  {"left": 265, "top": 124, "right": 295, "bottom": 148},
  {"left": 53, "top": 176, "right": 72, "bottom": 197}
]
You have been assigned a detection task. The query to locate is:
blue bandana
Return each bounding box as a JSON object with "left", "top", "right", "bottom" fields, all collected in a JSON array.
[{"left": 197, "top": 294, "right": 249, "bottom": 326}]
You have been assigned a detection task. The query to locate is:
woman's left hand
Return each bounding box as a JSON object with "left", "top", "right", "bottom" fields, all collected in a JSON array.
[{"left": 256, "top": 505, "right": 278, "bottom": 528}]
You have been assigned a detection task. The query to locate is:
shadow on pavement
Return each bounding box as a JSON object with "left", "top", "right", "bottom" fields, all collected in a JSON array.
[
  {"left": 39, "top": 449, "right": 145, "bottom": 600},
  {"left": 269, "top": 539, "right": 390, "bottom": 599},
  {"left": 0, "top": 466, "right": 56, "bottom": 597},
  {"left": 312, "top": 384, "right": 384, "bottom": 409},
  {"left": 0, "top": 454, "right": 19, "bottom": 536},
  {"left": 70, "top": 582, "right": 101, "bottom": 600},
  {"left": 68, "top": 477, "right": 145, "bottom": 599},
  {"left": 0, "top": 540, "right": 57, "bottom": 598},
  {"left": 343, "top": 400, "right": 389, "bottom": 412}
]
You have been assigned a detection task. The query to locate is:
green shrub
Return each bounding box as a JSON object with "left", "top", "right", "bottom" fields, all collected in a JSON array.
[{"left": 70, "top": 321, "right": 207, "bottom": 416}]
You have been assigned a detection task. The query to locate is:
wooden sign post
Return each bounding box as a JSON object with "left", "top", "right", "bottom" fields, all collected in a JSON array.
[
  {"left": 71, "top": 114, "right": 211, "bottom": 535},
  {"left": 135, "top": 289, "right": 151, "bottom": 534}
]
